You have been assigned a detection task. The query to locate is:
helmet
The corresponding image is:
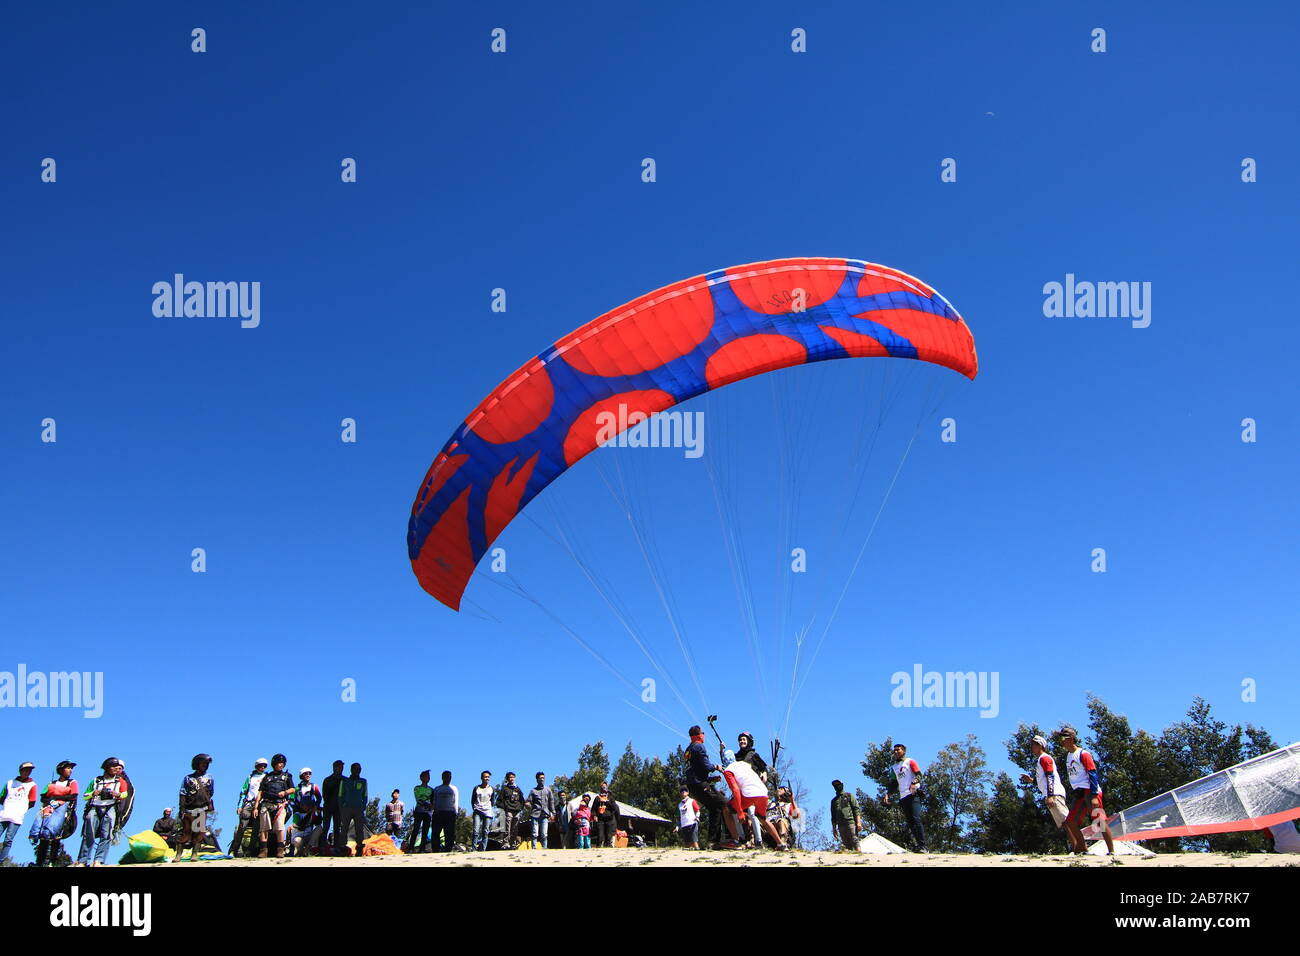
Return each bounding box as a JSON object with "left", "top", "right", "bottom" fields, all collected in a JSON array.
[
  {"left": 737, "top": 732, "right": 754, "bottom": 747},
  {"left": 271, "top": 753, "right": 287, "bottom": 767},
  {"left": 254, "top": 757, "right": 269, "bottom": 768},
  {"left": 191, "top": 753, "right": 213, "bottom": 771},
  {"left": 56, "top": 760, "right": 76, "bottom": 775},
  {"left": 101, "top": 757, "right": 123, "bottom": 772}
]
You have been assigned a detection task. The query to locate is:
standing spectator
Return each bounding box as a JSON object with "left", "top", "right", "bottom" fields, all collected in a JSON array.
[
  {"left": 230, "top": 758, "right": 268, "bottom": 858},
  {"left": 1019, "top": 735, "right": 1076, "bottom": 852},
  {"left": 528, "top": 772, "right": 555, "bottom": 849},
  {"left": 31, "top": 761, "right": 78, "bottom": 867},
  {"left": 677, "top": 786, "right": 700, "bottom": 849},
  {"left": 1060, "top": 726, "right": 1115, "bottom": 855},
  {"left": 152, "top": 807, "right": 178, "bottom": 849},
  {"left": 320, "top": 759, "right": 345, "bottom": 851},
  {"left": 78, "top": 758, "right": 130, "bottom": 866},
  {"left": 385, "top": 789, "right": 405, "bottom": 839},
  {"left": 685, "top": 725, "right": 738, "bottom": 847},
  {"left": 409, "top": 770, "right": 434, "bottom": 852},
  {"left": 590, "top": 783, "right": 620, "bottom": 848},
  {"left": 554, "top": 790, "right": 569, "bottom": 848},
  {"left": 573, "top": 795, "right": 593, "bottom": 849},
  {"left": 497, "top": 771, "right": 525, "bottom": 850},
  {"left": 289, "top": 768, "right": 323, "bottom": 856},
  {"left": 335, "top": 763, "right": 368, "bottom": 856},
  {"left": 431, "top": 771, "right": 458, "bottom": 852},
  {"left": 0, "top": 761, "right": 37, "bottom": 864},
  {"left": 883, "top": 744, "right": 927, "bottom": 852},
  {"left": 258, "top": 754, "right": 296, "bottom": 858},
  {"left": 830, "top": 780, "right": 861, "bottom": 851},
  {"left": 173, "top": 753, "right": 215, "bottom": 862},
  {"left": 470, "top": 770, "right": 494, "bottom": 852}
]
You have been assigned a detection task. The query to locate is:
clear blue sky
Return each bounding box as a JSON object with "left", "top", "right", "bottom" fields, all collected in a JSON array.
[{"left": 3, "top": 2, "right": 1297, "bottom": 859}]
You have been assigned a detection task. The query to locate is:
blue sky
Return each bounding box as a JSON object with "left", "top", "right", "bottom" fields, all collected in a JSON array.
[{"left": 3, "top": 2, "right": 1297, "bottom": 859}]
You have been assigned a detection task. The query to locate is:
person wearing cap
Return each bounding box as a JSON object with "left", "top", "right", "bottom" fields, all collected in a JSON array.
[
  {"left": 230, "top": 757, "right": 269, "bottom": 857},
  {"left": 289, "top": 768, "right": 323, "bottom": 856},
  {"left": 685, "top": 725, "right": 739, "bottom": 848},
  {"left": 882, "top": 743, "right": 927, "bottom": 852},
  {"left": 320, "top": 759, "right": 346, "bottom": 851},
  {"left": 153, "top": 807, "right": 179, "bottom": 848},
  {"left": 830, "top": 780, "right": 861, "bottom": 851},
  {"left": 1060, "top": 727, "right": 1115, "bottom": 855},
  {"left": 1019, "top": 734, "right": 1077, "bottom": 851},
  {"left": 32, "top": 760, "right": 78, "bottom": 866},
  {"left": 590, "top": 782, "right": 620, "bottom": 848},
  {"left": 174, "top": 754, "right": 215, "bottom": 862},
  {"left": 258, "top": 754, "right": 296, "bottom": 858},
  {"left": 77, "top": 757, "right": 129, "bottom": 866},
  {"left": 468, "top": 770, "right": 493, "bottom": 852},
  {"left": 0, "top": 761, "right": 38, "bottom": 863}
]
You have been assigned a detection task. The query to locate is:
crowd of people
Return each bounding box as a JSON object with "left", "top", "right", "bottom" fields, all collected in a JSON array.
[{"left": 0, "top": 723, "right": 1115, "bottom": 865}]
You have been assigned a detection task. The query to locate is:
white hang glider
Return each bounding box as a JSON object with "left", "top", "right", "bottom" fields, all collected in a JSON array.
[{"left": 1107, "top": 742, "right": 1300, "bottom": 846}]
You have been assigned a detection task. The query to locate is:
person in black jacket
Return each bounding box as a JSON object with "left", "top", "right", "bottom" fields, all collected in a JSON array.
[
  {"left": 590, "top": 783, "right": 620, "bottom": 848},
  {"left": 319, "top": 759, "right": 344, "bottom": 850},
  {"left": 258, "top": 754, "right": 296, "bottom": 858},
  {"left": 152, "top": 808, "right": 178, "bottom": 848},
  {"left": 496, "top": 772, "right": 525, "bottom": 850}
]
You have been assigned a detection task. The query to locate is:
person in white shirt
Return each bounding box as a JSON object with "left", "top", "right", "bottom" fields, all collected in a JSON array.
[
  {"left": 882, "top": 743, "right": 927, "bottom": 851},
  {"left": 721, "top": 753, "right": 786, "bottom": 849},
  {"left": 1019, "top": 734, "right": 1080, "bottom": 852},
  {"left": 0, "top": 761, "right": 38, "bottom": 864},
  {"left": 431, "top": 770, "right": 459, "bottom": 852},
  {"left": 677, "top": 787, "right": 701, "bottom": 849}
]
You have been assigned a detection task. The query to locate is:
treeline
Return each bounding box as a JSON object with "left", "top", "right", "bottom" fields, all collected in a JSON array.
[{"left": 549, "top": 695, "right": 1280, "bottom": 853}]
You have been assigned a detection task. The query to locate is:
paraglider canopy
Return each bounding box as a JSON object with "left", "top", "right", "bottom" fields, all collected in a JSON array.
[{"left": 409, "top": 257, "right": 978, "bottom": 610}]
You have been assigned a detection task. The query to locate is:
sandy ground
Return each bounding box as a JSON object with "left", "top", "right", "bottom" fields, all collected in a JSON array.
[{"left": 180, "top": 847, "right": 1297, "bottom": 868}]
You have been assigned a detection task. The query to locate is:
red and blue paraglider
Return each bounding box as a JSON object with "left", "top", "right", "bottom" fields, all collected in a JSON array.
[{"left": 409, "top": 257, "right": 978, "bottom": 610}]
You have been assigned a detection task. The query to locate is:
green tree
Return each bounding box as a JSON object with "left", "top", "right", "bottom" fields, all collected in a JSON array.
[
  {"left": 554, "top": 741, "right": 611, "bottom": 798},
  {"left": 920, "top": 735, "right": 991, "bottom": 852}
]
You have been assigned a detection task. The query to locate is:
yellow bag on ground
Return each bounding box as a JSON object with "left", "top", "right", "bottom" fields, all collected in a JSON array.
[
  {"left": 127, "top": 830, "right": 171, "bottom": 863},
  {"left": 361, "top": 833, "right": 403, "bottom": 856}
]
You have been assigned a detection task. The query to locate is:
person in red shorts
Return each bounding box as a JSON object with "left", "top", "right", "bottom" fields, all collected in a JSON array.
[
  {"left": 1060, "top": 726, "right": 1115, "bottom": 855},
  {"left": 721, "top": 751, "right": 786, "bottom": 849}
]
